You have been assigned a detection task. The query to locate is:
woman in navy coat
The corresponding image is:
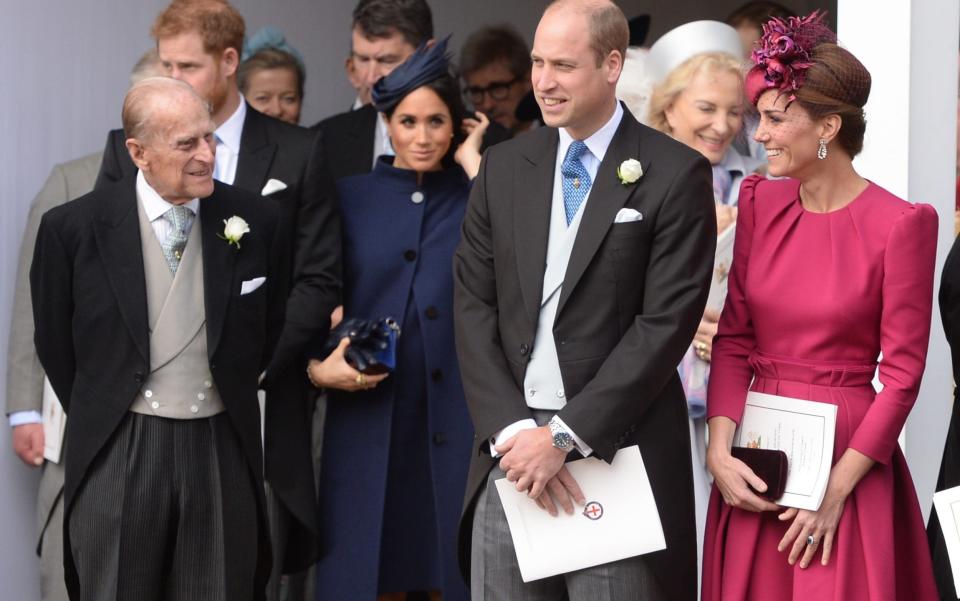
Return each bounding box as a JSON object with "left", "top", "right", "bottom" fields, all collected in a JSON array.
[{"left": 307, "top": 39, "right": 487, "bottom": 601}]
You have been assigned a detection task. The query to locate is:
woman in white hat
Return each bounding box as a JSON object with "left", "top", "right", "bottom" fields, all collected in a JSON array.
[{"left": 644, "top": 20, "right": 766, "bottom": 577}]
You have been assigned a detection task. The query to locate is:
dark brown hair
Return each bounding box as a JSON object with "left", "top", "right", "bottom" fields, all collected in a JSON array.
[
  {"left": 352, "top": 0, "right": 433, "bottom": 47},
  {"left": 793, "top": 43, "right": 871, "bottom": 157},
  {"left": 459, "top": 25, "right": 530, "bottom": 80},
  {"left": 727, "top": 1, "right": 793, "bottom": 30},
  {"left": 151, "top": 0, "right": 245, "bottom": 56}
]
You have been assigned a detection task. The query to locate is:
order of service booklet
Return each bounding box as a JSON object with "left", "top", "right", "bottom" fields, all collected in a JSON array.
[
  {"left": 495, "top": 445, "right": 666, "bottom": 582},
  {"left": 933, "top": 486, "right": 960, "bottom": 599},
  {"left": 41, "top": 376, "right": 66, "bottom": 464},
  {"left": 706, "top": 222, "right": 736, "bottom": 314},
  {"left": 683, "top": 223, "right": 737, "bottom": 391},
  {"left": 734, "top": 391, "right": 837, "bottom": 511}
]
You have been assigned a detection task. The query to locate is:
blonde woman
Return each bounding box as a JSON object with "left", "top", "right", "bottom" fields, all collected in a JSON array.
[{"left": 644, "top": 21, "right": 765, "bottom": 579}]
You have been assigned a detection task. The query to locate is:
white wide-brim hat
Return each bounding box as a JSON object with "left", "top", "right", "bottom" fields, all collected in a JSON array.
[{"left": 646, "top": 20, "right": 744, "bottom": 84}]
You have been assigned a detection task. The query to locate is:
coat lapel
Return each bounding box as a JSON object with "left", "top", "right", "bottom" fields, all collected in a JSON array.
[
  {"left": 234, "top": 105, "right": 276, "bottom": 194},
  {"left": 200, "top": 184, "right": 238, "bottom": 356},
  {"left": 557, "top": 113, "right": 648, "bottom": 317},
  {"left": 92, "top": 178, "right": 149, "bottom": 363},
  {"left": 514, "top": 130, "right": 559, "bottom": 328}
]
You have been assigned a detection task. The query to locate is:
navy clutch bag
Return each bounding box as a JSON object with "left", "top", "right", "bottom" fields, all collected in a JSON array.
[{"left": 322, "top": 317, "right": 401, "bottom": 375}]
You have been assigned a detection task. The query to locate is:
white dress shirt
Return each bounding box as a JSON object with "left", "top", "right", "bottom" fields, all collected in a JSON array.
[
  {"left": 373, "top": 111, "right": 394, "bottom": 168},
  {"left": 213, "top": 100, "right": 246, "bottom": 186},
  {"left": 490, "top": 102, "right": 624, "bottom": 458}
]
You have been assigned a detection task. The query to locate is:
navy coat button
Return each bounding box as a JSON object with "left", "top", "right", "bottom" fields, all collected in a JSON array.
[
  {"left": 433, "top": 432, "right": 446, "bottom": 445},
  {"left": 520, "top": 344, "right": 529, "bottom": 355},
  {"left": 425, "top": 306, "right": 439, "bottom": 319},
  {"left": 431, "top": 369, "right": 443, "bottom": 382},
  {"left": 403, "top": 249, "right": 417, "bottom": 262}
]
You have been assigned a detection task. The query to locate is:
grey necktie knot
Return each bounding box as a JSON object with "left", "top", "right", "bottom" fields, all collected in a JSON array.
[{"left": 161, "top": 205, "right": 192, "bottom": 273}]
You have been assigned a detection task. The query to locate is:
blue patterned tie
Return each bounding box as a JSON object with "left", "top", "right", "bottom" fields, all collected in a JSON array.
[
  {"left": 562, "top": 140, "right": 591, "bottom": 225},
  {"left": 161, "top": 205, "right": 192, "bottom": 273}
]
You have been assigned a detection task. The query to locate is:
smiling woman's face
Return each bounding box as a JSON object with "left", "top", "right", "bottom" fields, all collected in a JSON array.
[
  {"left": 753, "top": 89, "right": 822, "bottom": 178},
  {"left": 387, "top": 86, "right": 453, "bottom": 174},
  {"left": 664, "top": 66, "right": 744, "bottom": 165}
]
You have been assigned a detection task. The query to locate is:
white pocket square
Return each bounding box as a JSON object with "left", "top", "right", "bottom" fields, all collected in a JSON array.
[
  {"left": 614, "top": 208, "right": 643, "bottom": 223},
  {"left": 261, "top": 179, "right": 287, "bottom": 196},
  {"left": 240, "top": 277, "right": 266, "bottom": 295}
]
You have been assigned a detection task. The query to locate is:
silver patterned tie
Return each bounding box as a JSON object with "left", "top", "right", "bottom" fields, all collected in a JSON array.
[{"left": 161, "top": 205, "right": 192, "bottom": 273}]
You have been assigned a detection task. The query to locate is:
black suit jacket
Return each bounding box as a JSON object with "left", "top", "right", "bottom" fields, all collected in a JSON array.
[
  {"left": 95, "top": 105, "right": 341, "bottom": 571},
  {"left": 31, "top": 179, "right": 281, "bottom": 601},
  {"left": 452, "top": 109, "right": 716, "bottom": 600},
  {"left": 929, "top": 235, "right": 960, "bottom": 599},
  {"left": 311, "top": 103, "right": 512, "bottom": 181}
]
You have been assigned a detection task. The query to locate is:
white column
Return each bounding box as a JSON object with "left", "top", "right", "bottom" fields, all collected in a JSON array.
[{"left": 839, "top": 0, "right": 959, "bottom": 521}]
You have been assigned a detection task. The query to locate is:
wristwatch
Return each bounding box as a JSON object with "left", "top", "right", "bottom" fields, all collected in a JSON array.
[{"left": 548, "top": 417, "right": 575, "bottom": 453}]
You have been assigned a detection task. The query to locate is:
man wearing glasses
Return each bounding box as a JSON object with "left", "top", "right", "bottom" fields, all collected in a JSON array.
[{"left": 460, "top": 25, "right": 540, "bottom": 136}]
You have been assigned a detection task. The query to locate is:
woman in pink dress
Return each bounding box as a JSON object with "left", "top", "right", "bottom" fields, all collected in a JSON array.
[{"left": 702, "top": 12, "right": 940, "bottom": 601}]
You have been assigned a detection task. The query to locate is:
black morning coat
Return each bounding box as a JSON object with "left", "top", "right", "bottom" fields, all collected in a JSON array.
[
  {"left": 32, "top": 179, "right": 282, "bottom": 600},
  {"left": 453, "top": 107, "right": 717, "bottom": 600},
  {"left": 95, "top": 104, "right": 342, "bottom": 572}
]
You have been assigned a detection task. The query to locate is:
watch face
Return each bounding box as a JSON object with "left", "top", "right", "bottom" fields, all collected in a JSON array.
[{"left": 553, "top": 431, "right": 574, "bottom": 449}]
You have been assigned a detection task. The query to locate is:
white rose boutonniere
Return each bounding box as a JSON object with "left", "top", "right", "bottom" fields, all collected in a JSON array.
[
  {"left": 220, "top": 216, "right": 250, "bottom": 248},
  {"left": 617, "top": 159, "right": 643, "bottom": 185}
]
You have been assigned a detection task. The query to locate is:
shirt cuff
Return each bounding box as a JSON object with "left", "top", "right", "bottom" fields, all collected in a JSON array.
[
  {"left": 489, "top": 419, "right": 538, "bottom": 458},
  {"left": 553, "top": 415, "right": 594, "bottom": 457},
  {"left": 9, "top": 411, "right": 42, "bottom": 427}
]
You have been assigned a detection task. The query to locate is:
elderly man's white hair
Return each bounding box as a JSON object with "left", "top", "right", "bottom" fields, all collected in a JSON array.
[{"left": 121, "top": 76, "right": 212, "bottom": 141}]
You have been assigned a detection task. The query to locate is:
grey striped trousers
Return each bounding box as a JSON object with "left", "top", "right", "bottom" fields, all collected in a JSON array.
[
  {"left": 68, "top": 412, "right": 259, "bottom": 601},
  {"left": 470, "top": 410, "right": 666, "bottom": 601}
]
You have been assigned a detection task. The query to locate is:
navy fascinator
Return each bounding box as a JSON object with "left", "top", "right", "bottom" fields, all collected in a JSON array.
[{"left": 372, "top": 36, "right": 452, "bottom": 113}]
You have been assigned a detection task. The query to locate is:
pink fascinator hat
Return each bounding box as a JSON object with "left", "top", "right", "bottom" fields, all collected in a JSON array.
[{"left": 745, "top": 10, "right": 836, "bottom": 104}]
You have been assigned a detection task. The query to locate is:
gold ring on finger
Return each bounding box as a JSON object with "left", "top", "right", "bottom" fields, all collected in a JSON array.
[
  {"left": 695, "top": 341, "right": 707, "bottom": 352},
  {"left": 356, "top": 373, "right": 366, "bottom": 386}
]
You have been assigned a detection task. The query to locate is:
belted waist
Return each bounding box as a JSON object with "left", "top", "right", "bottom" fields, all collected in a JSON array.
[{"left": 749, "top": 352, "right": 876, "bottom": 388}]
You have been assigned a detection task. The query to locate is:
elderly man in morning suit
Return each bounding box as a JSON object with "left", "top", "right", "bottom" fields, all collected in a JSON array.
[
  {"left": 32, "top": 77, "right": 282, "bottom": 601},
  {"left": 453, "top": 1, "right": 715, "bottom": 599},
  {"left": 94, "top": 3, "right": 342, "bottom": 593}
]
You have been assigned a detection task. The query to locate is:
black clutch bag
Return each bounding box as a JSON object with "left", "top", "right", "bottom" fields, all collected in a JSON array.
[
  {"left": 322, "top": 317, "right": 401, "bottom": 375},
  {"left": 730, "top": 447, "right": 788, "bottom": 500}
]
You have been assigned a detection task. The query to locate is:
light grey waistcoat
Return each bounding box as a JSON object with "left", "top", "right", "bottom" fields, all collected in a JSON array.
[
  {"left": 129, "top": 198, "right": 225, "bottom": 419},
  {"left": 522, "top": 178, "right": 588, "bottom": 411}
]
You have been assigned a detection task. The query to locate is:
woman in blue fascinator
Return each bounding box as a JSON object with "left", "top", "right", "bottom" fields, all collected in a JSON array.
[
  {"left": 239, "top": 27, "right": 306, "bottom": 124},
  {"left": 307, "top": 37, "right": 486, "bottom": 601}
]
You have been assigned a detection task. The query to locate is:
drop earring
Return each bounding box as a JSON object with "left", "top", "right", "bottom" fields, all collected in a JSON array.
[{"left": 817, "top": 138, "right": 828, "bottom": 160}]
